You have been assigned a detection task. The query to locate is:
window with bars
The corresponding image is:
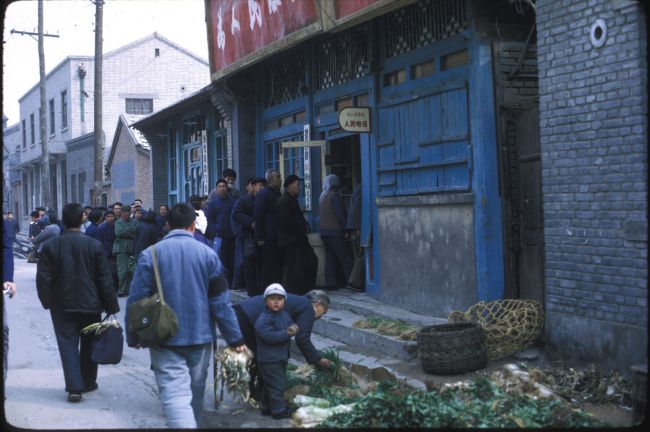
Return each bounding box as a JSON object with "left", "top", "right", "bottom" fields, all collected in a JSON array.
[
  {"left": 313, "top": 25, "right": 371, "bottom": 91},
  {"left": 49, "top": 99, "right": 55, "bottom": 135},
  {"left": 384, "top": 0, "right": 467, "bottom": 58},
  {"left": 263, "top": 51, "right": 306, "bottom": 108},
  {"left": 126, "top": 98, "right": 154, "bottom": 115},
  {"left": 169, "top": 129, "right": 177, "bottom": 192},
  {"left": 182, "top": 114, "right": 205, "bottom": 143},
  {"left": 61, "top": 90, "right": 68, "bottom": 129},
  {"left": 30, "top": 113, "right": 35, "bottom": 145},
  {"left": 21, "top": 120, "right": 26, "bottom": 150}
]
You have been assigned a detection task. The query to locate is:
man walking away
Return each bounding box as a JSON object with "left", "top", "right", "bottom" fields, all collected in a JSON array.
[
  {"left": 276, "top": 174, "right": 318, "bottom": 295},
  {"left": 36, "top": 203, "right": 119, "bottom": 403},
  {"left": 126, "top": 203, "right": 248, "bottom": 428}
]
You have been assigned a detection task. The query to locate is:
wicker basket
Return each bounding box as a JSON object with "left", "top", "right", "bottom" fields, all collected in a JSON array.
[{"left": 416, "top": 322, "right": 487, "bottom": 375}]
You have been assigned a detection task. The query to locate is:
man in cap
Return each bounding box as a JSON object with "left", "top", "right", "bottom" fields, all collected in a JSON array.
[{"left": 276, "top": 174, "right": 318, "bottom": 295}]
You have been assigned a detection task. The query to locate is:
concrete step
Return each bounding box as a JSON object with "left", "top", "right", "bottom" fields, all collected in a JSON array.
[{"left": 323, "top": 289, "right": 448, "bottom": 328}]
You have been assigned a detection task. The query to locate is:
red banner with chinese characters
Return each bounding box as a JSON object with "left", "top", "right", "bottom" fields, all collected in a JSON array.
[
  {"left": 207, "top": 0, "right": 319, "bottom": 74},
  {"left": 334, "top": 0, "right": 380, "bottom": 19}
]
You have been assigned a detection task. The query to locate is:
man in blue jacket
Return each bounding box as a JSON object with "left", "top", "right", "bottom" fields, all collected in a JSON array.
[{"left": 126, "top": 203, "right": 247, "bottom": 428}]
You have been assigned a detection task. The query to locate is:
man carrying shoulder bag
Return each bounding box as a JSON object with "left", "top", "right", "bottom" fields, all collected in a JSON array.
[{"left": 125, "top": 203, "right": 248, "bottom": 428}]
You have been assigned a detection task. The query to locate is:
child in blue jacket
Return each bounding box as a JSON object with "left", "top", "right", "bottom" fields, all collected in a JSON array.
[{"left": 254, "top": 283, "right": 298, "bottom": 419}]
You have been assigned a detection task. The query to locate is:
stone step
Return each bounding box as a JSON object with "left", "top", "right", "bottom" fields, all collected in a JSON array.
[{"left": 323, "top": 289, "right": 448, "bottom": 328}]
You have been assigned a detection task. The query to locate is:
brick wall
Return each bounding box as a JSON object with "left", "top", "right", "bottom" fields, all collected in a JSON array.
[{"left": 537, "top": 0, "right": 647, "bottom": 370}]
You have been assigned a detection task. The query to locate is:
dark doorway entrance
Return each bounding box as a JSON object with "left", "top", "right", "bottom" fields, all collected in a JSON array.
[
  {"left": 326, "top": 134, "right": 361, "bottom": 211},
  {"left": 502, "top": 105, "right": 545, "bottom": 305}
]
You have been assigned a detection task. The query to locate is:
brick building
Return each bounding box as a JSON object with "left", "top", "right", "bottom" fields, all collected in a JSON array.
[
  {"left": 10, "top": 32, "right": 209, "bottom": 221},
  {"left": 536, "top": 0, "right": 647, "bottom": 370}
]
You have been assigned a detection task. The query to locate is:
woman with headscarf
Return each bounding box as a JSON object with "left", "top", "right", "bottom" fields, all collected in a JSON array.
[{"left": 318, "top": 174, "right": 355, "bottom": 290}]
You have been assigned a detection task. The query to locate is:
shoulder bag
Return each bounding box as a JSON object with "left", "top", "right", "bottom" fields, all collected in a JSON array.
[{"left": 127, "top": 246, "right": 179, "bottom": 347}]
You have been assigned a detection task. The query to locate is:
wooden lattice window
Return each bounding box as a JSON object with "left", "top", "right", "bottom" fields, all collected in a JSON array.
[
  {"left": 314, "top": 25, "right": 371, "bottom": 90},
  {"left": 385, "top": 0, "right": 467, "bottom": 58},
  {"left": 263, "top": 52, "right": 306, "bottom": 108}
]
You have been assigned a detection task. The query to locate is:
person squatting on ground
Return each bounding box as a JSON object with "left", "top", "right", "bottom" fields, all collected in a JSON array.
[
  {"left": 254, "top": 284, "right": 298, "bottom": 419},
  {"left": 125, "top": 203, "right": 248, "bottom": 428},
  {"left": 276, "top": 174, "right": 318, "bottom": 295},
  {"left": 233, "top": 289, "right": 333, "bottom": 403},
  {"left": 36, "top": 203, "right": 119, "bottom": 403}
]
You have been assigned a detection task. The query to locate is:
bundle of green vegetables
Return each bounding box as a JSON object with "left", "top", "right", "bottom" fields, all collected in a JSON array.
[
  {"left": 320, "top": 377, "right": 608, "bottom": 428},
  {"left": 218, "top": 347, "right": 258, "bottom": 407},
  {"left": 80, "top": 317, "right": 121, "bottom": 336}
]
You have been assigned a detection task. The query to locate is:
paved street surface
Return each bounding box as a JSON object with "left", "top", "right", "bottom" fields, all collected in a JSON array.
[{"left": 3, "top": 257, "right": 290, "bottom": 429}]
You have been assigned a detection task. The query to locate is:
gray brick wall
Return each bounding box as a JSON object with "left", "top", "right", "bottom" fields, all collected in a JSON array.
[{"left": 537, "top": 0, "right": 647, "bottom": 370}]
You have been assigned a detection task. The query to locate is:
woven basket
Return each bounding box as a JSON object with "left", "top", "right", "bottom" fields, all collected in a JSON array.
[
  {"left": 448, "top": 299, "right": 544, "bottom": 360},
  {"left": 416, "top": 322, "right": 487, "bottom": 375}
]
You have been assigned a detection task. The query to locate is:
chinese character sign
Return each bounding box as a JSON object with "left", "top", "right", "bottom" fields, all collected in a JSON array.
[
  {"left": 207, "top": 0, "right": 319, "bottom": 74},
  {"left": 338, "top": 107, "right": 371, "bottom": 133}
]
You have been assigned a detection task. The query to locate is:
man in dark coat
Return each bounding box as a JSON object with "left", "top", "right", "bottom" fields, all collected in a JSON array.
[
  {"left": 232, "top": 177, "right": 266, "bottom": 296},
  {"left": 206, "top": 178, "right": 236, "bottom": 285},
  {"left": 254, "top": 169, "right": 283, "bottom": 289},
  {"left": 133, "top": 212, "right": 161, "bottom": 259},
  {"left": 276, "top": 174, "right": 318, "bottom": 295},
  {"left": 98, "top": 210, "right": 118, "bottom": 291},
  {"left": 36, "top": 203, "right": 119, "bottom": 403},
  {"left": 84, "top": 208, "right": 104, "bottom": 244}
]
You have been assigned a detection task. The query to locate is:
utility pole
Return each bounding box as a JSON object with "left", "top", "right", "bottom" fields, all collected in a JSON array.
[
  {"left": 38, "top": 0, "right": 50, "bottom": 210},
  {"left": 11, "top": 1, "right": 59, "bottom": 211},
  {"left": 92, "top": 0, "right": 104, "bottom": 207}
]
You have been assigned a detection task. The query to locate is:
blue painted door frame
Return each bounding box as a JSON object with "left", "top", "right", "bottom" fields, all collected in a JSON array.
[{"left": 468, "top": 37, "right": 505, "bottom": 302}]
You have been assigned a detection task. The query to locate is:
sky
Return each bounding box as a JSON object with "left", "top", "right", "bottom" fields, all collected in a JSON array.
[{"left": 2, "top": 0, "right": 210, "bottom": 125}]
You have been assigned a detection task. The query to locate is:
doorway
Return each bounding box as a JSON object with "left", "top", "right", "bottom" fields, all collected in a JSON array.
[
  {"left": 326, "top": 134, "right": 361, "bottom": 212},
  {"left": 502, "top": 105, "right": 545, "bottom": 305}
]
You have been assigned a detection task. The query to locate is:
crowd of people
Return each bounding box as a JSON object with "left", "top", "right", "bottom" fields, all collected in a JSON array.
[
  {"left": 5, "top": 167, "right": 365, "bottom": 427},
  {"left": 17, "top": 167, "right": 361, "bottom": 298}
]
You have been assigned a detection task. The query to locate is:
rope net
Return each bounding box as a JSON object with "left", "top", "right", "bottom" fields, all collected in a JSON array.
[{"left": 448, "top": 299, "right": 544, "bottom": 360}]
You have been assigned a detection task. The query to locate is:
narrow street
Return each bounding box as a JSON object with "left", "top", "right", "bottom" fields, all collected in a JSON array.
[{"left": 3, "top": 257, "right": 289, "bottom": 429}]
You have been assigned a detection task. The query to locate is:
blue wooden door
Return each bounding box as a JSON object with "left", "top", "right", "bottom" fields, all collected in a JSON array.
[{"left": 378, "top": 83, "right": 470, "bottom": 196}]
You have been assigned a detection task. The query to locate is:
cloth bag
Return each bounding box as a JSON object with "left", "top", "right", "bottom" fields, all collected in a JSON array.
[
  {"left": 81, "top": 314, "right": 124, "bottom": 365},
  {"left": 127, "top": 246, "right": 179, "bottom": 347}
]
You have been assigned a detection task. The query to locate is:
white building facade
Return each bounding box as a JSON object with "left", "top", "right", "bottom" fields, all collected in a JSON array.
[{"left": 11, "top": 33, "right": 209, "bottom": 222}]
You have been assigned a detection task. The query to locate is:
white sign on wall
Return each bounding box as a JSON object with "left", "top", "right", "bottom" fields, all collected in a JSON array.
[
  {"left": 201, "top": 130, "right": 208, "bottom": 195},
  {"left": 338, "top": 106, "right": 371, "bottom": 133}
]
